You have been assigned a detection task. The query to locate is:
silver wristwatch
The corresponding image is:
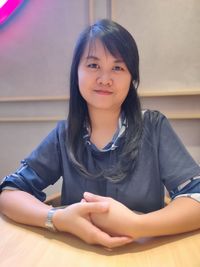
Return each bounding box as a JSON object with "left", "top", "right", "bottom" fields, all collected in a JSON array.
[{"left": 45, "top": 208, "right": 58, "bottom": 232}]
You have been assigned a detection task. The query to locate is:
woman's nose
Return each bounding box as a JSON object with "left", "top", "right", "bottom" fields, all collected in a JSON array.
[{"left": 96, "top": 72, "right": 113, "bottom": 86}]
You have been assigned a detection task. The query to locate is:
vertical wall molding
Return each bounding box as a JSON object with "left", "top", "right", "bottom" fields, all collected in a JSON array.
[
  {"left": 88, "top": 0, "right": 112, "bottom": 24},
  {"left": 88, "top": 0, "right": 94, "bottom": 24},
  {"left": 106, "top": 0, "right": 112, "bottom": 19},
  {"left": 110, "top": 0, "right": 115, "bottom": 20}
]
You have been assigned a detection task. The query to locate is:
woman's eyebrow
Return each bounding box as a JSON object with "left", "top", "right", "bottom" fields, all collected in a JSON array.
[
  {"left": 114, "top": 59, "right": 124, "bottom": 64},
  {"left": 85, "top": 56, "right": 99, "bottom": 61},
  {"left": 85, "top": 56, "right": 124, "bottom": 63}
]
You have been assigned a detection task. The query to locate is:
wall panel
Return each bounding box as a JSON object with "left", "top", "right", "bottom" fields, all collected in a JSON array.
[
  {"left": 0, "top": 0, "right": 90, "bottom": 196},
  {"left": 111, "top": 0, "right": 200, "bottom": 163},
  {"left": 0, "top": 1, "right": 199, "bottom": 197}
]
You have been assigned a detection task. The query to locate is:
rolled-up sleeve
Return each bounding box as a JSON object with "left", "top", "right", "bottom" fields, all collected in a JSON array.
[
  {"left": 169, "top": 176, "right": 200, "bottom": 203},
  {"left": 157, "top": 115, "right": 200, "bottom": 191},
  {"left": 0, "top": 121, "right": 65, "bottom": 201},
  {"left": 0, "top": 163, "right": 47, "bottom": 201}
]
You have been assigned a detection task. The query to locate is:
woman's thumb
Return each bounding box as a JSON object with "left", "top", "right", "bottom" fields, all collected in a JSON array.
[{"left": 84, "top": 192, "right": 106, "bottom": 202}]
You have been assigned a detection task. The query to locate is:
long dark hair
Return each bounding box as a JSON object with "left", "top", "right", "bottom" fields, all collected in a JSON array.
[{"left": 67, "top": 19, "right": 143, "bottom": 182}]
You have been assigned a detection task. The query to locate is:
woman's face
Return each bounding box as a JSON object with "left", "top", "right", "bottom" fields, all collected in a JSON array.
[{"left": 78, "top": 39, "right": 132, "bottom": 113}]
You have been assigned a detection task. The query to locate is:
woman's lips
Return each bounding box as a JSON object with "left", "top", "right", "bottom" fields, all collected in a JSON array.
[{"left": 94, "top": 89, "right": 113, "bottom": 95}]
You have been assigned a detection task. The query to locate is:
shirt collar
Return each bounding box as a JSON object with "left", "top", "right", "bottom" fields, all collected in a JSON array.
[{"left": 83, "top": 112, "right": 128, "bottom": 152}]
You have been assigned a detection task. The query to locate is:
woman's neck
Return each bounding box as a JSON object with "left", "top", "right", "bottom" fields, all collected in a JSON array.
[
  {"left": 88, "top": 107, "right": 120, "bottom": 130},
  {"left": 88, "top": 107, "right": 121, "bottom": 149}
]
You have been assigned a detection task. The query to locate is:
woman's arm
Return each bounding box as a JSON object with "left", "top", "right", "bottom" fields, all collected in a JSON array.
[
  {"left": 0, "top": 190, "right": 133, "bottom": 248},
  {"left": 84, "top": 192, "right": 200, "bottom": 239},
  {"left": 134, "top": 197, "right": 200, "bottom": 238},
  {"left": 0, "top": 190, "right": 51, "bottom": 227}
]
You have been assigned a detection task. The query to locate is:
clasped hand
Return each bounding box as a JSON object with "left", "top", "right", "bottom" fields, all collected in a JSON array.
[
  {"left": 54, "top": 192, "right": 135, "bottom": 248},
  {"left": 83, "top": 192, "right": 137, "bottom": 239}
]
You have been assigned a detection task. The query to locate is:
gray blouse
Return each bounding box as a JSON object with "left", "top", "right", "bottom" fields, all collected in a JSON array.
[{"left": 1, "top": 110, "right": 200, "bottom": 213}]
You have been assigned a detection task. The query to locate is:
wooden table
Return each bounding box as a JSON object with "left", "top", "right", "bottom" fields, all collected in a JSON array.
[{"left": 1, "top": 214, "right": 200, "bottom": 267}]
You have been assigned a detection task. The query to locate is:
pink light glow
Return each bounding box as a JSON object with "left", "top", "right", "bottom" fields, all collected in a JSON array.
[
  {"left": 0, "top": 1, "right": 9, "bottom": 9},
  {"left": 0, "top": 0, "right": 24, "bottom": 25}
]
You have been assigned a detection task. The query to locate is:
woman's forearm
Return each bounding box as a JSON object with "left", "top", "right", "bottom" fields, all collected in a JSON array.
[
  {"left": 132, "top": 197, "right": 200, "bottom": 239},
  {"left": 0, "top": 190, "right": 133, "bottom": 248},
  {"left": 84, "top": 192, "right": 200, "bottom": 240},
  {"left": 0, "top": 190, "right": 51, "bottom": 228}
]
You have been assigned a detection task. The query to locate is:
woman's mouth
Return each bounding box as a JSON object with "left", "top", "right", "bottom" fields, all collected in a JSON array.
[{"left": 94, "top": 89, "right": 113, "bottom": 95}]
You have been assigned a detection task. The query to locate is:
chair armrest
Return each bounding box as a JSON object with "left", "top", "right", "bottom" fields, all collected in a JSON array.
[
  {"left": 164, "top": 195, "right": 171, "bottom": 205},
  {"left": 45, "top": 192, "right": 61, "bottom": 207}
]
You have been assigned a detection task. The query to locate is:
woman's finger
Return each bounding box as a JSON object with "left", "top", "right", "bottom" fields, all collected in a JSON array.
[
  {"left": 83, "top": 192, "right": 107, "bottom": 202},
  {"left": 79, "top": 201, "right": 109, "bottom": 214},
  {"left": 92, "top": 228, "right": 134, "bottom": 248}
]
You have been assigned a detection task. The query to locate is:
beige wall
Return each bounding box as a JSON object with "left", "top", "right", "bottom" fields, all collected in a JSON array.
[
  {"left": 110, "top": 0, "right": 200, "bottom": 162},
  {"left": 0, "top": 0, "right": 199, "bottom": 195},
  {"left": 112, "top": 0, "right": 200, "bottom": 90}
]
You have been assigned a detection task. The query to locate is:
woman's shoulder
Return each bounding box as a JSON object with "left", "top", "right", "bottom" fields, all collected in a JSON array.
[
  {"left": 53, "top": 120, "right": 68, "bottom": 136},
  {"left": 56, "top": 120, "right": 68, "bottom": 132},
  {"left": 141, "top": 110, "right": 169, "bottom": 136},
  {"left": 142, "top": 109, "right": 166, "bottom": 125},
  {"left": 50, "top": 120, "right": 68, "bottom": 143}
]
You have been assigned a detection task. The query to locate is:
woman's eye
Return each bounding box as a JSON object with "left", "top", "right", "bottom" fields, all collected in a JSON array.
[
  {"left": 113, "top": 66, "right": 124, "bottom": 71},
  {"left": 87, "top": 63, "right": 99, "bottom": 69}
]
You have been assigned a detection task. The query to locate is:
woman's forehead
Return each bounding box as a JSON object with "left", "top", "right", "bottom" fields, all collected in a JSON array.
[{"left": 83, "top": 38, "right": 122, "bottom": 60}]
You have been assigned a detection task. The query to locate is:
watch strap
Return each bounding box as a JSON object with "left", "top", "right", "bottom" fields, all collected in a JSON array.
[{"left": 45, "top": 208, "right": 58, "bottom": 232}]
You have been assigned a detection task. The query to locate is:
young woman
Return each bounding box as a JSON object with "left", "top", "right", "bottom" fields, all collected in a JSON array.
[{"left": 0, "top": 19, "right": 200, "bottom": 249}]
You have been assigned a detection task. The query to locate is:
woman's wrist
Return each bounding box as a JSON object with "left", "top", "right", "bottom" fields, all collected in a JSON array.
[
  {"left": 127, "top": 212, "right": 144, "bottom": 239},
  {"left": 51, "top": 208, "right": 66, "bottom": 232},
  {"left": 45, "top": 208, "right": 60, "bottom": 232}
]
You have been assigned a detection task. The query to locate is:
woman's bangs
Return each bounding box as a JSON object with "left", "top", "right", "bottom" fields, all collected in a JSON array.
[
  {"left": 104, "top": 38, "right": 123, "bottom": 60},
  {"left": 85, "top": 37, "right": 97, "bottom": 58},
  {"left": 86, "top": 33, "right": 123, "bottom": 60}
]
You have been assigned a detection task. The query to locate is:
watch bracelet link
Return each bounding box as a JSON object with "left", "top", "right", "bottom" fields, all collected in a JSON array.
[
  {"left": 45, "top": 208, "right": 58, "bottom": 232},
  {"left": 45, "top": 205, "right": 67, "bottom": 232}
]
